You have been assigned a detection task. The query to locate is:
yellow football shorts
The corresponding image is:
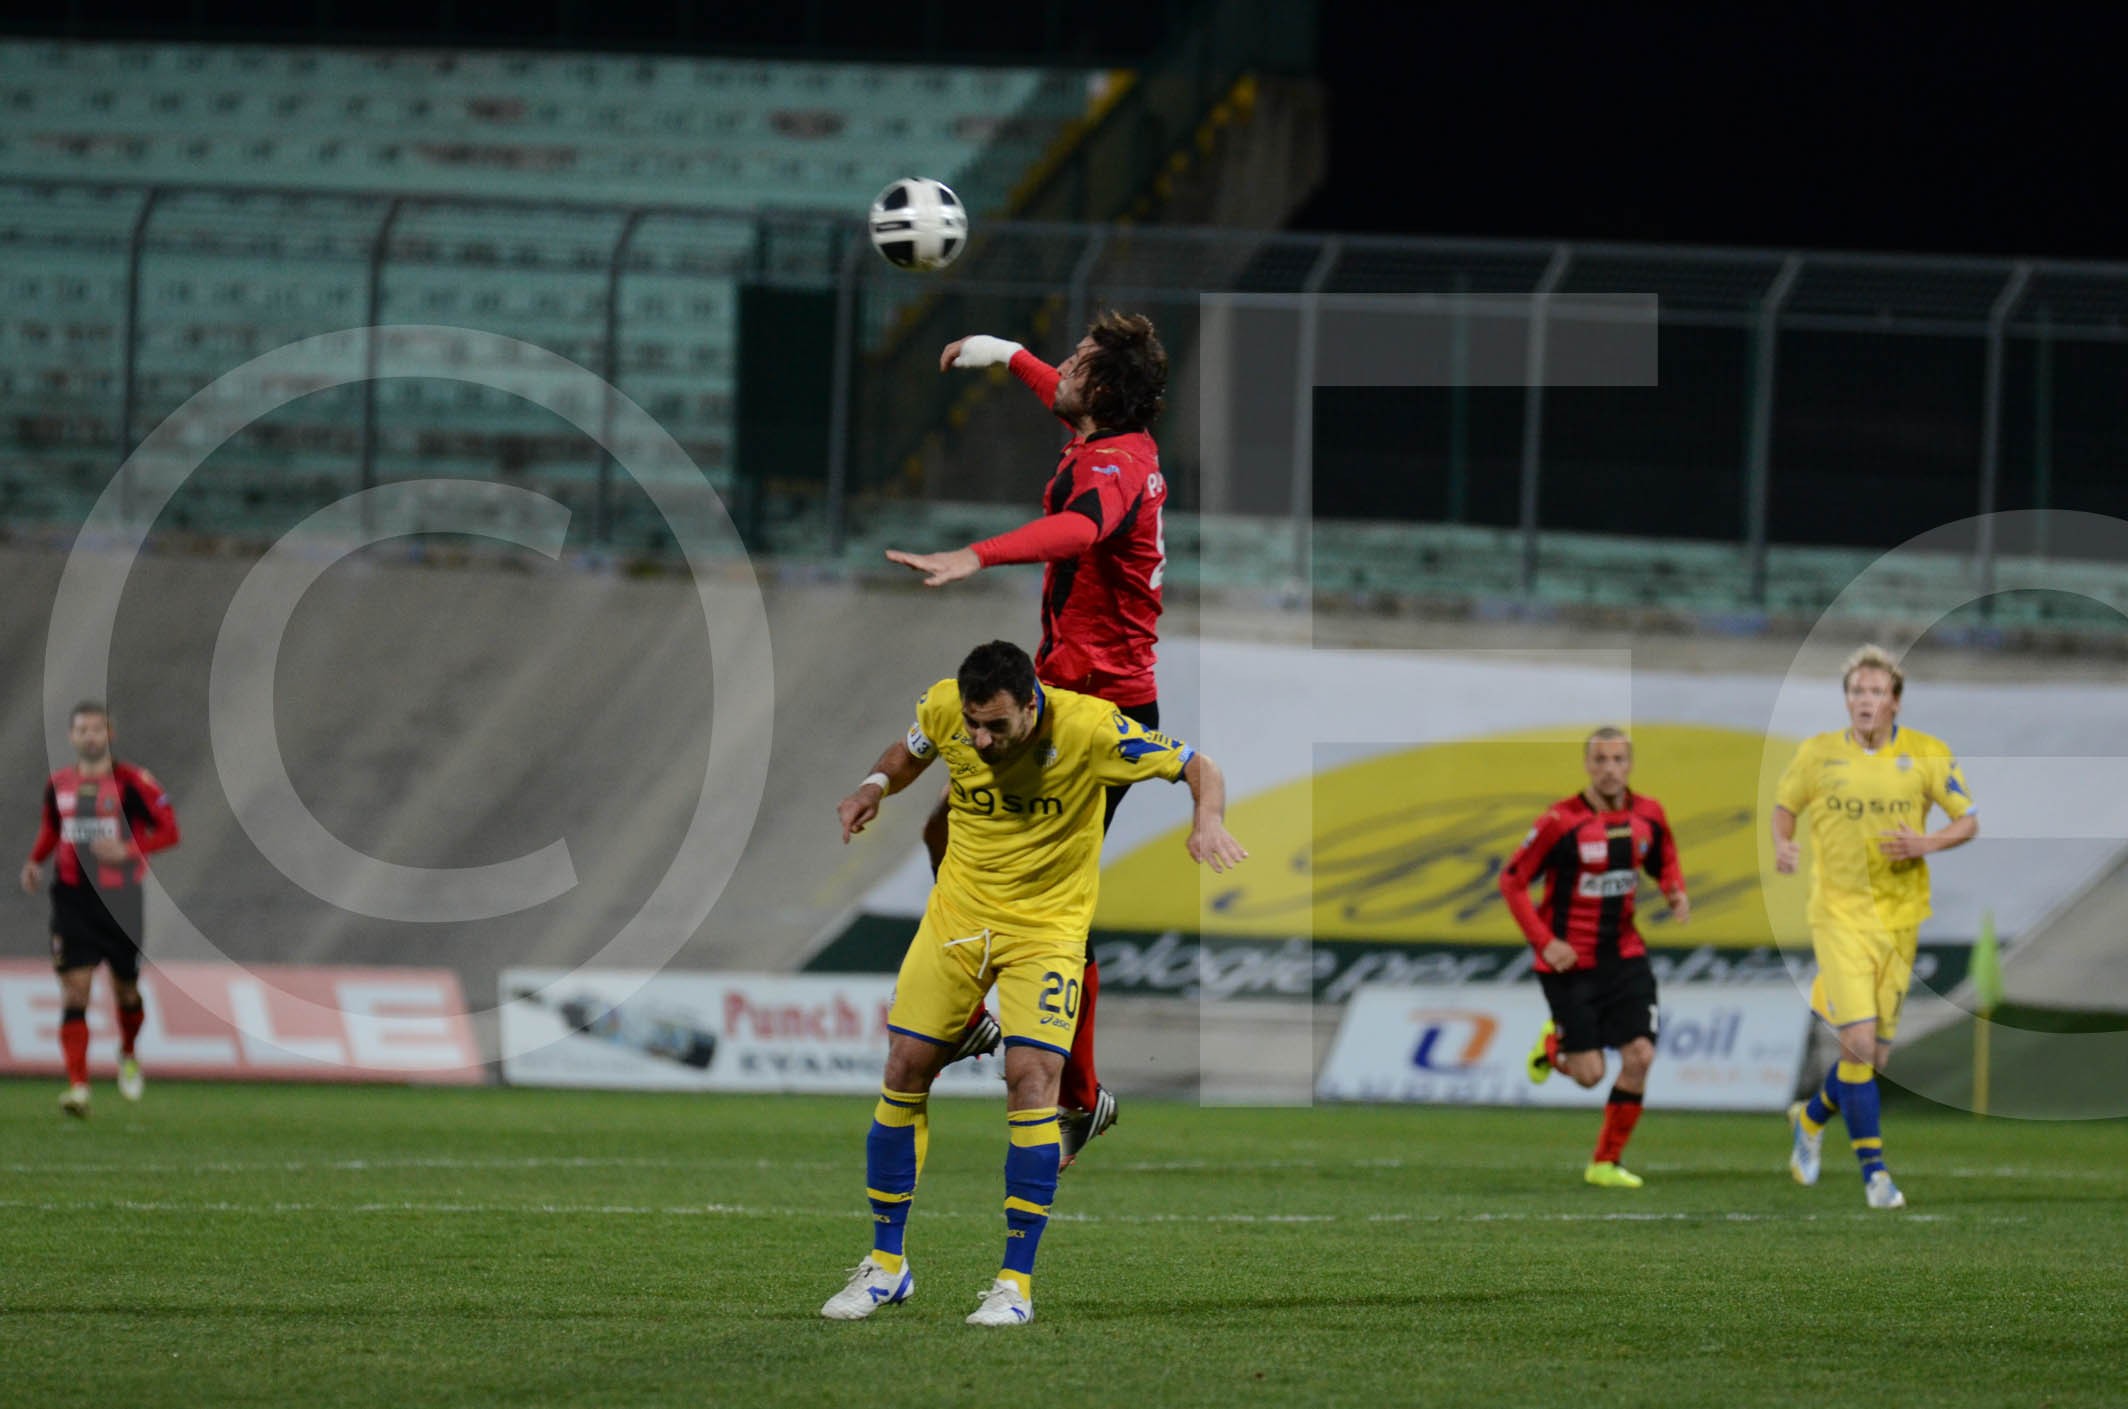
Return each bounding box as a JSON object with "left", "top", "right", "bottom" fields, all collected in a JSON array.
[
  {"left": 887, "top": 893, "right": 1085, "bottom": 1059},
  {"left": 1809, "top": 923, "right": 1920, "bottom": 1040}
]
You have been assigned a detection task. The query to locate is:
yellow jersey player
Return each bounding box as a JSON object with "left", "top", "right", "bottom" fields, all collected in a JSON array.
[
  {"left": 821, "top": 640, "right": 1245, "bottom": 1327},
  {"left": 1771, "top": 645, "right": 1978, "bottom": 1209}
]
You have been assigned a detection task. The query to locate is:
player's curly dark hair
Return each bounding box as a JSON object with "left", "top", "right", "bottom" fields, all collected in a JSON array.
[
  {"left": 957, "top": 640, "right": 1039, "bottom": 708},
  {"left": 1078, "top": 309, "right": 1167, "bottom": 431}
]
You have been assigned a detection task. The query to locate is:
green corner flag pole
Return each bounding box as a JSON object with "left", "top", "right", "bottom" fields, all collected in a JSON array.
[{"left": 1971, "top": 909, "right": 2003, "bottom": 1117}]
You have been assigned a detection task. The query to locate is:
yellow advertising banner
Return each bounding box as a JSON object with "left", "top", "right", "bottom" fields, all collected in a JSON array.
[{"left": 1096, "top": 723, "right": 1808, "bottom": 946}]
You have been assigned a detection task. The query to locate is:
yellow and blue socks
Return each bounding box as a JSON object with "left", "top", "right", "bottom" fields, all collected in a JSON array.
[
  {"left": 1800, "top": 1069, "right": 1839, "bottom": 1135},
  {"left": 865, "top": 1086, "right": 930, "bottom": 1272},
  {"left": 1827, "top": 1058, "right": 1888, "bottom": 1183},
  {"left": 999, "top": 1106, "right": 1060, "bottom": 1297}
]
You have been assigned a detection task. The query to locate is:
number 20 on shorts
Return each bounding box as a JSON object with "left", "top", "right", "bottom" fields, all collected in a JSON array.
[{"left": 1039, "top": 971, "right": 1080, "bottom": 1019}]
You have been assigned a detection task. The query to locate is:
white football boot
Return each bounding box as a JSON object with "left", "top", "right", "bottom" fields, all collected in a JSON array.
[
  {"left": 1864, "top": 1169, "right": 1907, "bottom": 1210},
  {"left": 118, "top": 1056, "right": 145, "bottom": 1102},
  {"left": 966, "top": 1277, "right": 1033, "bottom": 1327},
  {"left": 820, "top": 1256, "right": 914, "bottom": 1320},
  {"left": 1787, "top": 1101, "right": 1822, "bottom": 1186}
]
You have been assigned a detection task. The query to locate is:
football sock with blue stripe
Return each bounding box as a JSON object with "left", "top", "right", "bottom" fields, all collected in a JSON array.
[
  {"left": 865, "top": 1086, "right": 930, "bottom": 1274},
  {"left": 1833, "top": 1058, "right": 1887, "bottom": 1183},
  {"left": 1000, "top": 1106, "right": 1060, "bottom": 1297}
]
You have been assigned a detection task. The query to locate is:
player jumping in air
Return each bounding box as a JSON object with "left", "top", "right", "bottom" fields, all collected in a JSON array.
[
  {"left": 823, "top": 641, "right": 1244, "bottom": 1327},
  {"left": 1500, "top": 728, "right": 1689, "bottom": 1189},
  {"left": 19, "top": 701, "right": 180, "bottom": 1116},
  {"left": 884, "top": 311, "right": 1170, "bottom": 1166},
  {"left": 1773, "top": 645, "right": 1977, "bottom": 1209}
]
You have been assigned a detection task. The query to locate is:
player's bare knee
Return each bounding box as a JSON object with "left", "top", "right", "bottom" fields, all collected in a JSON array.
[
  {"left": 882, "top": 1035, "right": 948, "bottom": 1094},
  {"left": 112, "top": 978, "right": 141, "bottom": 1007},
  {"left": 1838, "top": 1022, "right": 1878, "bottom": 1069},
  {"left": 1002, "top": 1049, "right": 1064, "bottom": 1111},
  {"left": 58, "top": 968, "right": 94, "bottom": 1007},
  {"left": 1564, "top": 1053, "right": 1605, "bottom": 1088},
  {"left": 1619, "top": 1037, "right": 1655, "bottom": 1080}
]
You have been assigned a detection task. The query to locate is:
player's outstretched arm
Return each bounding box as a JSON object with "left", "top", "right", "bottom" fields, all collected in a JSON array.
[
  {"left": 940, "top": 334, "right": 1022, "bottom": 371},
  {"left": 1180, "top": 753, "right": 1248, "bottom": 873},
  {"left": 884, "top": 547, "right": 983, "bottom": 587},
  {"left": 838, "top": 739, "right": 933, "bottom": 844},
  {"left": 941, "top": 334, "right": 1059, "bottom": 408},
  {"left": 886, "top": 512, "right": 1101, "bottom": 585}
]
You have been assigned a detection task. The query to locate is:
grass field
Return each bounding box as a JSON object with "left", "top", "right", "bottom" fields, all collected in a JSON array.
[{"left": 3, "top": 1081, "right": 2124, "bottom": 1408}]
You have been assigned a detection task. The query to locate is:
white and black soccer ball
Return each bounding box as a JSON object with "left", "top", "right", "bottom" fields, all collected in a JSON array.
[{"left": 868, "top": 177, "right": 968, "bottom": 271}]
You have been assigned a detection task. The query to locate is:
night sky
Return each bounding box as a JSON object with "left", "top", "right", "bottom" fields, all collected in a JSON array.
[
  {"left": 6, "top": 3, "right": 2121, "bottom": 260},
  {"left": 1297, "top": 7, "right": 2122, "bottom": 259}
]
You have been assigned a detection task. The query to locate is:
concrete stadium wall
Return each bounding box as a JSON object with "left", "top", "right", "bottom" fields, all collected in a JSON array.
[{"left": 8, "top": 542, "right": 2126, "bottom": 1092}]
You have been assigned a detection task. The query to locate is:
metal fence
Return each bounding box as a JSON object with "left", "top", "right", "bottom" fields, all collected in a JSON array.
[{"left": 8, "top": 178, "right": 2128, "bottom": 617}]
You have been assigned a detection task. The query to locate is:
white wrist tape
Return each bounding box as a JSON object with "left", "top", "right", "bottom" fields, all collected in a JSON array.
[
  {"left": 952, "top": 335, "right": 1024, "bottom": 369},
  {"left": 861, "top": 771, "right": 891, "bottom": 793}
]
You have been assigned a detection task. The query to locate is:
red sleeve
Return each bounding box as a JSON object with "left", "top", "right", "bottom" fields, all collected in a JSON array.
[
  {"left": 1498, "top": 808, "right": 1569, "bottom": 953},
  {"left": 971, "top": 513, "right": 1100, "bottom": 567},
  {"left": 1643, "top": 801, "right": 1684, "bottom": 896},
  {"left": 29, "top": 781, "right": 59, "bottom": 864},
  {"left": 118, "top": 766, "right": 180, "bottom": 859},
  {"left": 1010, "top": 348, "right": 1059, "bottom": 411}
]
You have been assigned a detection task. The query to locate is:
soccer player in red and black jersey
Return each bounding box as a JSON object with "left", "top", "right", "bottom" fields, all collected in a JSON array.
[
  {"left": 19, "top": 701, "right": 179, "bottom": 1117},
  {"left": 1498, "top": 728, "right": 1688, "bottom": 1189},
  {"left": 883, "top": 310, "right": 1170, "bottom": 1167}
]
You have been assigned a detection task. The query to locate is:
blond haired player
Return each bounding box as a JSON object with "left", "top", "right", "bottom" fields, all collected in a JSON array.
[
  {"left": 1772, "top": 645, "right": 1978, "bottom": 1209},
  {"left": 821, "top": 640, "right": 1244, "bottom": 1328}
]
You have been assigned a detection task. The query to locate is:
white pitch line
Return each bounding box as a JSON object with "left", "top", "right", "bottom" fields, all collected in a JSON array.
[
  {"left": 0, "top": 1155, "right": 838, "bottom": 1177},
  {"left": 0, "top": 1198, "right": 2024, "bottom": 1226}
]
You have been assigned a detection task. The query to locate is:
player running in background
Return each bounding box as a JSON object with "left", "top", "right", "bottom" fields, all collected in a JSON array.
[
  {"left": 823, "top": 641, "right": 1243, "bottom": 1327},
  {"left": 19, "top": 701, "right": 180, "bottom": 1117},
  {"left": 1773, "top": 645, "right": 1977, "bottom": 1209},
  {"left": 883, "top": 311, "right": 1171, "bottom": 1166},
  {"left": 1499, "top": 728, "right": 1688, "bottom": 1189}
]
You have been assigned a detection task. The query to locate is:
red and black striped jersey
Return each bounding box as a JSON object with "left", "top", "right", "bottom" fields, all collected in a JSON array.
[
  {"left": 30, "top": 761, "right": 180, "bottom": 890},
  {"left": 1498, "top": 791, "right": 1684, "bottom": 972},
  {"left": 968, "top": 349, "right": 1166, "bottom": 709}
]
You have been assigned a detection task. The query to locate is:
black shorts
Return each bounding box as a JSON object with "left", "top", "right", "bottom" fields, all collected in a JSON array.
[
  {"left": 1102, "top": 700, "right": 1160, "bottom": 832},
  {"left": 49, "top": 884, "right": 145, "bottom": 981},
  {"left": 1538, "top": 954, "right": 1659, "bottom": 1053}
]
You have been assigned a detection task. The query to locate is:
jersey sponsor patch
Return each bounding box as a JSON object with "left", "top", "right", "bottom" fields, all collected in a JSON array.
[
  {"left": 1576, "top": 868, "right": 1640, "bottom": 899},
  {"left": 1579, "top": 841, "right": 1609, "bottom": 864},
  {"left": 61, "top": 816, "right": 119, "bottom": 844}
]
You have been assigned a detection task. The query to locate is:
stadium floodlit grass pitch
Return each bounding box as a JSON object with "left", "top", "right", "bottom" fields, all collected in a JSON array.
[{"left": 2, "top": 1084, "right": 2123, "bottom": 1408}]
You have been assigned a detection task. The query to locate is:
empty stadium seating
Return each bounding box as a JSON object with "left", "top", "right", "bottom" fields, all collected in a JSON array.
[{"left": 0, "top": 40, "right": 1097, "bottom": 543}]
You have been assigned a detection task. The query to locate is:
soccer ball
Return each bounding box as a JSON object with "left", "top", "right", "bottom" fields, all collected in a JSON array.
[{"left": 868, "top": 178, "right": 967, "bottom": 271}]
